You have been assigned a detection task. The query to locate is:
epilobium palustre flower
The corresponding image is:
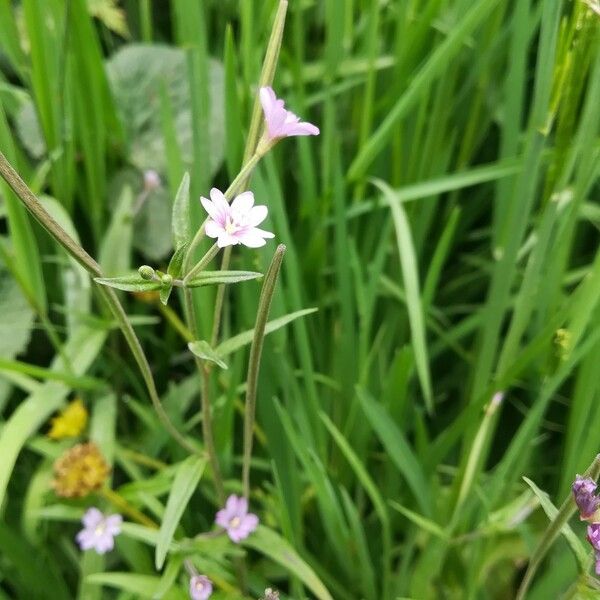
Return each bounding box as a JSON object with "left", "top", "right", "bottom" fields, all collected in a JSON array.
[
  {"left": 259, "top": 86, "right": 320, "bottom": 140},
  {"left": 76, "top": 507, "right": 122, "bottom": 554},
  {"left": 52, "top": 442, "right": 110, "bottom": 498},
  {"left": 201, "top": 188, "right": 274, "bottom": 248},
  {"left": 215, "top": 494, "right": 259, "bottom": 542},
  {"left": 588, "top": 524, "right": 600, "bottom": 575},
  {"left": 189, "top": 574, "right": 213, "bottom": 600},
  {"left": 572, "top": 474, "right": 600, "bottom": 520}
]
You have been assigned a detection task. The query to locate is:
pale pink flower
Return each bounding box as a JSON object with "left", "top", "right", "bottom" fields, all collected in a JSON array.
[
  {"left": 143, "top": 169, "right": 161, "bottom": 191},
  {"left": 215, "top": 494, "right": 259, "bottom": 543},
  {"left": 260, "top": 86, "right": 319, "bottom": 140},
  {"left": 201, "top": 188, "right": 274, "bottom": 248},
  {"left": 189, "top": 575, "right": 213, "bottom": 600},
  {"left": 76, "top": 507, "right": 122, "bottom": 554}
]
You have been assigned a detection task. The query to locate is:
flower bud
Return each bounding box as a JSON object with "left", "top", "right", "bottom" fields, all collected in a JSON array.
[
  {"left": 138, "top": 265, "right": 156, "bottom": 280},
  {"left": 161, "top": 273, "right": 173, "bottom": 287},
  {"left": 143, "top": 169, "right": 161, "bottom": 192}
]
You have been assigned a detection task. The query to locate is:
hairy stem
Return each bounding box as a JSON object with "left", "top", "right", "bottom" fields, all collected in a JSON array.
[
  {"left": 0, "top": 150, "right": 197, "bottom": 456},
  {"left": 183, "top": 284, "right": 226, "bottom": 505},
  {"left": 101, "top": 487, "right": 158, "bottom": 529}
]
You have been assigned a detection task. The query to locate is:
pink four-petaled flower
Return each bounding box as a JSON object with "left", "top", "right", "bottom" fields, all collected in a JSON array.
[
  {"left": 215, "top": 494, "right": 259, "bottom": 543},
  {"left": 76, "top": 507, "right": 122, "bottom": 554},
  {"left": 260, "top": 86, "right": 319, "bottom": 140},
  {"left": 201, "top": 188, "right": 274, "bottom": 249}
]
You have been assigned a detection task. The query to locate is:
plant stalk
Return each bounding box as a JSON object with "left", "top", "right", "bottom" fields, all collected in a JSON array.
[
  {"left": 242, "top": 244, "right": 286, "bottom": 498},
  {"left": 0, "top": 150, "right": 198, "bottom": 456}
]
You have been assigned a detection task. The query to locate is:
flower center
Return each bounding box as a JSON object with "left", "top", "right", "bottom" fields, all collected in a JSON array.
[
  {"left": 229, "top": 516, "right": 241, "bottom": 529},
  {"left": 224, "top": 209, "right": 249, "bottom": 235},
  {"left": 195, "top": 581, "right": 204, "bottom": 591},
  {"left": 224, "top": 218, "right": 238, "bottom": 234},
  {"left": 94, "top": 522, "right": 106, "bottom": 536}
]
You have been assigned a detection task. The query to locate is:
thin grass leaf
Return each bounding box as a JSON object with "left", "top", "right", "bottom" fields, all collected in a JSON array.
[{"left": 155, "top": 456, "right": 206, "bottom": 569}]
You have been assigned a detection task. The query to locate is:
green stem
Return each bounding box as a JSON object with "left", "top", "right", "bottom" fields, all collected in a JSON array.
[
  {"left": 210, "top": 247, "right": 232, "bottom": 347},
  {"left": 184, "top": 243, "right": 220, "bottom": 285},
  {"left": 242, "top": 244, "right": 286, "bottom": 498},
  {"left": 0, "top": 150, "right": 198, "bottom": 456},
  {"left": 242, "top": 0, "right": 288, "bottom": 165},
  {"left": 100, "top": 487, "right": 158, "bottom": 529},
  {"left": 516, "top": 453, "right": 600, "bottom": 600},
  {"left": 182, "top": 283, "right": 226, "bottom": 505}
]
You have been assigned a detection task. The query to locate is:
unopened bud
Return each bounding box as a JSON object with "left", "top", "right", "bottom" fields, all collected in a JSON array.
[
  {"left": 161, "top": 273, "right": 173, "bottom": 287},
  {"left": 143, "top": 169, "right": 161, "bottom": 192},
  {"left": 138, "top": 265, "right": 156, "bottom": 280}
]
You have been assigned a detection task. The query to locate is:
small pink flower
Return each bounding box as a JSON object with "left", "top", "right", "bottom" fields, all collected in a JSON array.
[
  {"left": 260, "top": 86, "right": 319, "bottom": 140},
  {"left": 143, "top": 169, "right": 161, "bottom": 191},
  {"left": 189, "top": 574, "right": 213, "bottom": 600},
  {"left": 215, "top": 494, "right": 259, "bottom": 543},
  {"left": 76, "top": 507, "right": 122, "bottom": 554},
  {"left": 201, "top": 188, "right": 274, "bottom": 249},
  {"left": 573, "top": 475, "right": 600, "bottom": 520}
]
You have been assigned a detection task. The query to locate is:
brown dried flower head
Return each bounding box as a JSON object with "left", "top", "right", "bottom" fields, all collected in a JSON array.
[{"left": 52, "top": 442, "right": 110, "bottom": 498}]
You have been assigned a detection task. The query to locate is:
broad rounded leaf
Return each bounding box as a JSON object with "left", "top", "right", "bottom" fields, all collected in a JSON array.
[{"left": 106, "top": 44, "right": 224, "bottom": 177}]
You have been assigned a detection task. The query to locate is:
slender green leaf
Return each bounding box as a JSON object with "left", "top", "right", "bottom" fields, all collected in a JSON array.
[{"left": 155, "top": 456, "right": 206, "bottom": 569}]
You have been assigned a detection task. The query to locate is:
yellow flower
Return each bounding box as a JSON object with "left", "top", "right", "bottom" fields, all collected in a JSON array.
[
  {"left": 48, "top": 398, "right": 88, "bottom": 440},
  {"left": 52, "top": 442, "right": 110, "bottom": 498}
]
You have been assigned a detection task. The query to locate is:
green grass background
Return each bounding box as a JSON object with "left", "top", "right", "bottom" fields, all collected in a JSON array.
[{"left": 0, "top": 0, "right": 599, "bottom": 598}]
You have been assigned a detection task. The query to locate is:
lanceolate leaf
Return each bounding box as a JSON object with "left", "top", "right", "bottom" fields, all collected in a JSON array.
[
  {"left": 159, "top": 283, "right": 173, "bottom": 306},
  {"left": 155, "top": 456, "right": 206, "bottom": 570},
  {"left": 94, "top": 275, "right": 161, "bottom": 293},
  {"left": 171, "top": 172, "right": 190, "bottom": 248},
  {"left": 216, "top": 308, "right": 317, "bottom": 357},
  {"left": 184, "top": 270, "right": 262, "bottom": 287},
  {"left": 187, "top": 340, "right": 228, "bottom": 369},
  {"left": 167, "top": 242, "right": 188, "bottom": 279},
  {"left": 244, "top": 526, "right": 333, "bottom": 600}
]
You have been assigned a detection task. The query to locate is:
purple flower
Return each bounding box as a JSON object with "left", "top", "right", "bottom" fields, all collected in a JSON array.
[
  {"left": 259, "top": 87, "right": 319, "bottom": 140},
  {"left": 189, "top": 575, "right": 212, "bottom": 600},
  {"left": 201, "top": 188, "right": 274, "bottom": 249},
  {"left": 76, "top": 507, "right": 122, "bottom": 554},
  {"left": 573, "top": 475, "right": 597, "bottom": 496},
  {"left": 588, "top": 523, "right": 600, "bottom": 551},
  {"left": 215, "top": 494, "right": 259, "bottom": 543},
  {"left": 573, "top": 475, "right": 600, "bottom": 519}
]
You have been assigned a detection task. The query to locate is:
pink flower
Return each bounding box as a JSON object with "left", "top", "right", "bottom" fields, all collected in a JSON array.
[
  {"left": 76, "top": 507, "right": 122, "bottom": 554},
  {"left": 215, "top": 494, "right": 259, "bottom": 543},
  {"left": 143, "top": 169, "right": 161, "bottom": 191},
  {"left": 572, "top": 475, "right": 600, "bottom": 520},
  {"left": 260, "top": 86, "right": 319, "bottom": 140},
  {"left": 588, "top": 523, "right": 600, "bottom": 551},
  {"left": 201, "top": 188, "right": 274, "bottom": 249},
  {"left": 189, "top": 575, "right": 213, "bottom": 600}
]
